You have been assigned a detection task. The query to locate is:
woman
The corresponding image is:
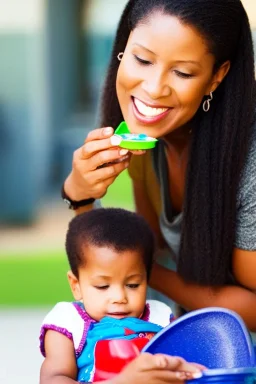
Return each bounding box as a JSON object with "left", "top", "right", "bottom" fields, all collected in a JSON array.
[{"left": 63, "top": 0, "right": 256, "bottom": 331}]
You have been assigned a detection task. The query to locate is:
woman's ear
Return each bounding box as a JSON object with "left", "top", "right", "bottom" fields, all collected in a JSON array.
[
  {"left": 209, "top": 60, "right": 231, "bottom": 93},
  {"left": 67, "top": 270, "right": 82, "bottom": 301}
]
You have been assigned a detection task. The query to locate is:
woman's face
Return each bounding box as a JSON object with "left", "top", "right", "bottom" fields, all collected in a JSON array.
[{"left": 116, "top": 12, "right": 218, "bottom": 137}]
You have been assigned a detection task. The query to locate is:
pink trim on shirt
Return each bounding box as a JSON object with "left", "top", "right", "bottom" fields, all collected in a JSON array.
[
  {"left": 141, "top": 303, "right": 150, "bottom": 322},
  {"left": 73, "top": 302, "right": 96, "bottom": 356}
]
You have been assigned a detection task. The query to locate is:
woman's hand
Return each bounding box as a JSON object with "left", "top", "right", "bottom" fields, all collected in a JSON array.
[
  {"left": 64, "top": 127, "right": 127, "bottom": 201},
  {"left": 64, "top": 127, "right": 144, "bottom": 202},
  {"left": 111, "top": 353, "right": 204, "bottom": 384}
]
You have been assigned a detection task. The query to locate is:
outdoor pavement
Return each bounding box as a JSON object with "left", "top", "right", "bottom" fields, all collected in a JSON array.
[
  {"left": 0, "top": 200, "right": 73, "bottom": 383},
  {"left": 0, "top": 308, "right": 48, "bottom": 384}
]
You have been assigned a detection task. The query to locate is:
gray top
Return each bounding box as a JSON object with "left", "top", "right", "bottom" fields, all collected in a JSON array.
[
  {"left": 154, "top": 124, "right": 256, "bottom": 260},
  {"left": 235, "top": 125, "right": 256, "bottom": 250}
]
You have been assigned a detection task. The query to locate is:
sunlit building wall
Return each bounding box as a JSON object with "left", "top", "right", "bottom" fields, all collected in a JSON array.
[{"left": 0, "top": 0, "right": 49, "bottom": 223}]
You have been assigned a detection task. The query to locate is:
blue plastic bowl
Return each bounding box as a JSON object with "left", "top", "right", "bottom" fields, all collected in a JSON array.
[
  {"left": 190, "top": 368, "right": 256, "bottom": 383},
  {"left": 142, "top": 307, "right": 256, "bottom": 369}
]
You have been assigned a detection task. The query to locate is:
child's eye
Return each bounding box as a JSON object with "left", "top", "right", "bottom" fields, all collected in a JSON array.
[
  {"left": 94, "top": 285, "right": 109, "bottom": 290},
  {"left": 127, "top": 284, "right": 140, "bottom": 289},
  {"left": 174, "top": 70, "right": 194, "bottom": 79},
  {"left": 134, "top": 55, "right": 151, "bottom": 66}
]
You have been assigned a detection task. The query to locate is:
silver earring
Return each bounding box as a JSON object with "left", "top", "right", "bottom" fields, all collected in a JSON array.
[
  {"left": 117, "top": 52, "right": 124, "bottom": 61},
  {"left": 202, "top": 92, "right": 213, "bottom": 112}
]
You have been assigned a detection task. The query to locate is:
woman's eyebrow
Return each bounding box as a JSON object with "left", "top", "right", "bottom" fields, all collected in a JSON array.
[
  {"left": 132, "top": 42, "right": 156, "bottom": 55},
  {"left": 173, "top": 60, "right": 202, "bottom": 68},
  {"left": 132, "top": 43, "right": 202, "bottom": 68}
]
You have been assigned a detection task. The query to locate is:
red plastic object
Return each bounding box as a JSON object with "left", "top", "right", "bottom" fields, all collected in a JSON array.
[{"left": 93, "top": 338, "right": 148, "bottom": 381}]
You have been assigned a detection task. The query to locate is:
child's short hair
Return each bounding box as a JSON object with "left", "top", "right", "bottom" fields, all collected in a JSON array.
[{"left": 65, "top": 208, "right": 155, "bottom": 279}]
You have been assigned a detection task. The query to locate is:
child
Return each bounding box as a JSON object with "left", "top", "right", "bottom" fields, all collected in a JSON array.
[{"left": 39, "top": 208, "right": 203, "bottom": 384}]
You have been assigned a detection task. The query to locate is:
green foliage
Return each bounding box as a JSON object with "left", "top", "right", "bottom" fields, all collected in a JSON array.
[
  {"left": 102, "top": 169, "right": 134, "bottom": 210},
  {"left": 0, "top": 253, "right": 73, "bottom": 306}
]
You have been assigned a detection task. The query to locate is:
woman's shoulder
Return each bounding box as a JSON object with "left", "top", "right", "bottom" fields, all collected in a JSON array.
[
  {"left": 238, "top": 120, "right": 256, "bottom": 198},
  {"left": 235, "top": 121, "right": 256, "bottom": 250}
]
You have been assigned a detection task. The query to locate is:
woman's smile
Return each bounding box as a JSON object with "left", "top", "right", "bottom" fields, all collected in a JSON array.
[
  {"left": 116, "top": 12, "right": 216, "bottom": 138},
  {"left": 132, "top": 96, "right": 172, "bottom": 124}
]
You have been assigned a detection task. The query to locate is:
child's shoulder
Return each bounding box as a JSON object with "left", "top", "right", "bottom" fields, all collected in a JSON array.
[
  {"left": 39, "top": 301, "right": 94, "bottom": 357},
  {"left": 146, "top": 299, "right": 174, "bottom": 327},
  {"left": 42, "top": 301, "right": 91, "bottom": 323}
]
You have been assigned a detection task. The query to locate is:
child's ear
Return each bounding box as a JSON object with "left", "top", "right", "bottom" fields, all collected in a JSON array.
[{"left": 67, "top": 271, "right": 82, "bottom": 301}]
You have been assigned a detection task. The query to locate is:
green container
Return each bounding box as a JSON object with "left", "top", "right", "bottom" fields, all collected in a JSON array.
[{"left": 115, "top": 121, "right": 158, "bottom": 150}]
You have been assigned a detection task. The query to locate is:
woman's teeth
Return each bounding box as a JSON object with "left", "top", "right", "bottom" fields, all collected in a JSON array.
[{"left": 134, "top": 98, "right": 168, "bottom": 117}]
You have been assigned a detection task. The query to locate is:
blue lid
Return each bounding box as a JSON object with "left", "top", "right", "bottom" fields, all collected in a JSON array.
[{"left": 142, "top": 307, "right": 256, "bottom": 369}]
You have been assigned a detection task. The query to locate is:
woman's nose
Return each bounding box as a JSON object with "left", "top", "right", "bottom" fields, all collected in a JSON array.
[{"left": 141, "top": 72, "right": 171, "bottom": 99}]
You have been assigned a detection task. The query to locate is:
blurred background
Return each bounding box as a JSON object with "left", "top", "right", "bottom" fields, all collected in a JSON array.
[{"left": 0, "top": 1, "right": 256, "bottom": 383}]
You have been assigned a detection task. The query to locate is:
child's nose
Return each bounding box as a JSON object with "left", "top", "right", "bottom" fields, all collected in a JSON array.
[{"left": 111, "top": 288, "right": 127, "bottom": 303}]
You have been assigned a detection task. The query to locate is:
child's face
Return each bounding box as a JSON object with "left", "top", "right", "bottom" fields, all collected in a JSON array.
[{"left": 67, "top": 244, "right": 148, "bottom": 321}]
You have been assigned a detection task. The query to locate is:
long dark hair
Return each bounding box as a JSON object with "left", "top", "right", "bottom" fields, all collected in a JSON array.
[{"left": 100, "top": 0, "right": 256, "bottom": 285}]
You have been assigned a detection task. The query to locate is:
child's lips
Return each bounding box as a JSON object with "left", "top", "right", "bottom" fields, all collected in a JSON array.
[{"left": 107, "top": 312, "right": 130, "bottom": 317}]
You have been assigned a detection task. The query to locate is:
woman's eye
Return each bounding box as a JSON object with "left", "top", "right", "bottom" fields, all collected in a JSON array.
[
  {"left": 95, "top": 285, "right": 109, "bottom": 290},
  {"left": 127, "top": 284, "right": 140, "bottom": 289},
  {"left": 174, "top": 70, "right": 194, "bottom": 79},
  {"left": 134, "top": 55, "right": 151, "bottom": 66}
]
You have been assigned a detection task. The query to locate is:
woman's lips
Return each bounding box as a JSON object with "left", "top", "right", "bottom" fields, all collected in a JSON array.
[{"left": 132, "top": 97, "right": 172, "bottom": 124}]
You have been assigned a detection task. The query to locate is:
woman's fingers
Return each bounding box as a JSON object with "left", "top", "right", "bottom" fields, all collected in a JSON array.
[
  {"left": 82, "top": 138, "right": 123, "bottom": 160},
  {"left": 160, "top": 355, "right": 204, "bottom": 373},
  {"left": 87, "top": 158, "right": 130, "bottom": 185},
  {"left": 92, "top": 149, "right": 130, "bottom": 169},
  {"left": 150, "top": 370, "right": 200, "bottom": 383},
  {"left": 83, "top": 128, "right": 146, "bottom": 160},
  {"left": 188, "top": 362, "right": 207, "bottom": 371},
  {"left": 160, "top": 355, "right": 204, "bottom": 377},
  {"left": 79, "top": 159, "right": 129, "bottom": 199},
  {"left": 85, "top": 127, "right": 114, "bottom": 142},
  {"left": 139, "top": 354, "right": 203, "bottom": 378},
  {"left": 114, "top": 353, "right": 204, "bottom": 384},
  {"left": 69, "top": 146, "right": 130, "bottom": 200},
  {"left": 154, "top": 355, "right": 204, "bottom": 382},
  {"left": 73, "top": 145, "right": 128, "bottom": 171},
  {"left": 129, "top": 150, "right": 147, "bottom": 155},
  {"left": 83, "top": 127, "right": 121, "bottom": 160}
]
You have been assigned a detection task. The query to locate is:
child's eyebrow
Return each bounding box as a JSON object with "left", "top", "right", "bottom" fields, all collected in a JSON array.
[
  {"left": 126, "top": 273, "right": 144, "bottom": 279},
  {"left": 90, "top": 273, "right": 145, "bottom": 281},
  {"left": 90, "top": 275, "right": 111, "bottom": 280}
]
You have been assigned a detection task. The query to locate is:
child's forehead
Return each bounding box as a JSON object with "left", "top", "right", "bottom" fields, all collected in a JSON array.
[
  {"left": 79, "top": 244, "right": 147, "bottom": 273},
  {"left": 81, "top": 243, "right": 143, "bottom": 259}
]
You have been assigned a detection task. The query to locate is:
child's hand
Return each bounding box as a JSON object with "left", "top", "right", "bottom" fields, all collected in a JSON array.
[{"left": 111, "top": 353, "right": 205, "bottom": 384}]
